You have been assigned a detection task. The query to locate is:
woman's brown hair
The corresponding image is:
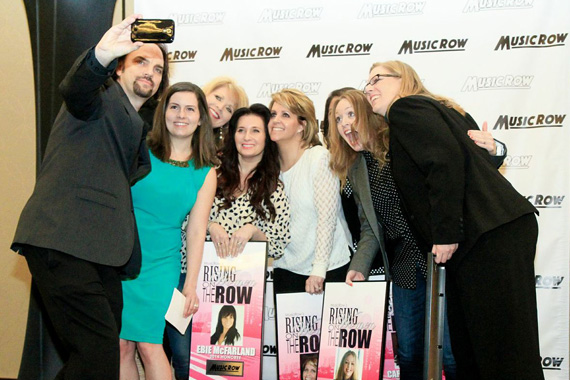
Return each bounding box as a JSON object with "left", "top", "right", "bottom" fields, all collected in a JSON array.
[{"left": 147, "top": 81, "right": 219, "bottom": 168}]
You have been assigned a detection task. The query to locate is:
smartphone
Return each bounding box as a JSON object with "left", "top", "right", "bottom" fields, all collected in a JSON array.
[{"left": 131, "top": 19, "right": 175, "bottom": 43}]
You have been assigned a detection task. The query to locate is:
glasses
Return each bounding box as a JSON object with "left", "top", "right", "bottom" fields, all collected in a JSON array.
[{"left": 362, "top": 73, "right": 400, "bottom": 93}]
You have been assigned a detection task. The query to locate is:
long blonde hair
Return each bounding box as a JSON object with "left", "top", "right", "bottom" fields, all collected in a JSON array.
[
  {"left": 328, "top": 90, "right": 389, "bottom": 187},
  {"left": 370, "top": 60, "right": 466, "bottom": 117},
  {"left": 334, "top": 350, "right": 359, "bottom": 380},
  {"left": 269, "top": 88, "right": 321, "bottom": 148}
]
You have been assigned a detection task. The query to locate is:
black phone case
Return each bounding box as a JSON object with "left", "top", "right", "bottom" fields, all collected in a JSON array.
[{"left": 131, "top": 19, "right": 175, "bottom": 43}]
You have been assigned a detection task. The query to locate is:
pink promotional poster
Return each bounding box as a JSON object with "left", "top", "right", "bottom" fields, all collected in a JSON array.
[
  {"left": 317, "top": 282, "right": 388, "bottom": 380},
  {"left": 382, "top": 288, "right": 401, "bottom": 380},
  {"left": 276, "top": 292, "right": 324, "bottom": 380},
  {"left": 189, "top": 241, "right": 267, "bottom": 379}
]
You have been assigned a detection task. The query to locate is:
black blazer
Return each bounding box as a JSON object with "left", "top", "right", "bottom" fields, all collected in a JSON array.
[
  {"left": 386, "top": 95, "right": 536, "bottom": 263},
  {"left": 12, "top": 48, "right": 150, "bottom": 275},
  {"left": 347, "top": 142, "right": 505, "bottom": 279}
]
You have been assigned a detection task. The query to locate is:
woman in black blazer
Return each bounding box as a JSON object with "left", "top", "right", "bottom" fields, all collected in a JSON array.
[
  {"left": 330, "top": 88, "right": 506, "bottom": 379},
  {"left": 359, "top": 61, "right": 543, "bottom": 380}
]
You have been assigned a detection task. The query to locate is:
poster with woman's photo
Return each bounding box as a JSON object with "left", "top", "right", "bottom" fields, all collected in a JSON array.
[
  {"left": 275, "top": 292, "right": 324, "bottom": 380},
  {"left": 317, "top": 282, "right": 388, "bottom": 380},
  {"left": 189, "top": 241, "right": 267, "bottom": 379}
]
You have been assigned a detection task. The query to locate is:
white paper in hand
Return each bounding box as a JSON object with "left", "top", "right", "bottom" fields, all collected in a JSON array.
[{"left": 165, "top": 288, "right": 193, "bottom": 334}]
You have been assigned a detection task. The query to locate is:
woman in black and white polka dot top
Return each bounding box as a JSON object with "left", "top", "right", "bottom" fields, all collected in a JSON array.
[
  {"left": 206, "top": 103, "right": 291, "bottom": 259},
  {"left": 170, "top": 104, "right": 290, "bottom": 379}
]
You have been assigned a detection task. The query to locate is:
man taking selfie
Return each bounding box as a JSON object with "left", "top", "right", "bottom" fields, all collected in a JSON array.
[{"left": 11, "top": 15, "right": 169, "bottom": 379}]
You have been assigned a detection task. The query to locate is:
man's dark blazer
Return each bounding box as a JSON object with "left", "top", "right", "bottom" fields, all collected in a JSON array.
[
  {"left": 12, "top": 48, "right": 150, "bottom": 275},
  {"left": 386, "top": 95, "right": 536, "bottom": 264}
]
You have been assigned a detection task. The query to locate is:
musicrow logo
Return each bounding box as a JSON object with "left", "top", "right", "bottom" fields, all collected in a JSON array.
[
  {"left": 169, "top": 12, "right": 225, "bottom": 25},
  {"left": 461, "top": 75, "right": 533, "bottom": 91},
  {"left": 258, "top": 7, "right": 323, "bottom": 22},
  {"left": 358, "top": 1, "right": 425, "bottom": 18},
  {"left": 493, "top": 114, "right": 565, "bottom": 129},
  {"left": 206, "top": 361, "right": 243, "bottom": 376},
  {"left": 463, "top": 0, "right": 534, "bottom": 13},
  {"left": 306, "top": 43, "right": 373, "bottom": 58},
  {"left": 168, "top": 50, "right": 197, "bottom": 63},
  {"left": 503, "top": 155, "right": 532, "bottom": 169},
  {"left": 258, "top": 82, "right": 321, "bottom": 98},
  {"left": 536, "top": 275, "right": 564, "bottom": 289},
  {"left": 220, "top": 46, "right": 282, "bottom": 61},
  {"left": 542, "top": 356, "right": 564, "bottom": 371},
  {"left": 398, "top": 38, "right": 468, "bottom": 54},
  {"left": 495, "top": 33, "right": 567, "bottom": 50},
  {"left": 525, "top": 194, "right": 565, "bottom": 208}
]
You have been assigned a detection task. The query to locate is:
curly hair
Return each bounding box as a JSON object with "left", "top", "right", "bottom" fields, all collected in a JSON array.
[
  {"left": 321, "top": 87, "right": 355, "bottom": 148},
  {"left": 217, "top": 104, "right": 281, "bottom": 221}
]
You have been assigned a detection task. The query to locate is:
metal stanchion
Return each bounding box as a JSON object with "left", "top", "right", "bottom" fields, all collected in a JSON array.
[{"left": 423, "top": 253, "right": 446, "bottom": 380}]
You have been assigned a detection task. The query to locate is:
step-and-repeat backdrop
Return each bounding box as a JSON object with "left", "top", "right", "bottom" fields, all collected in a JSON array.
[{"left": 136, "top": 1, "right": 569, "bottom": 378}]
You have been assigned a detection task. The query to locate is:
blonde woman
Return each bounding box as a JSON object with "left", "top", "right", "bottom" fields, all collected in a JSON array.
[
  {"left": 202, "top": 76, "right": 249, "bottom": 150},
  {"left": 334, "top": 350, "right": 359, "bottom": 380},
  {"left": 361, "top": 60, "right": 541, "bottom": 379},
  {"left": 269, "top": 88, "right": 352, "bottom": 295}
]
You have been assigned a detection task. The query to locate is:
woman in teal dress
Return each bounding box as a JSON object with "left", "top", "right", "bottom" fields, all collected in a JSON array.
[{"left": 119, "top": 82, "right": 218, "bottom": 380}]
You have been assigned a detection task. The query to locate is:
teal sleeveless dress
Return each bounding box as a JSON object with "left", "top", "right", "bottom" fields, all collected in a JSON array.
[{"left": 120, "top": 151, "right": 210, "bottom": 343}]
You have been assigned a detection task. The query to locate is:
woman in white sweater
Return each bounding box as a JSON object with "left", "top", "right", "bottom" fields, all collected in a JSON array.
[{"left": 269, "top": 88, "right": 352, "bottom": 295}]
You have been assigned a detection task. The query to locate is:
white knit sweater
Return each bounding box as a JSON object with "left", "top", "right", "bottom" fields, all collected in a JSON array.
[{"left": 273, "top": 145, "right": 352, "bottom": 277}]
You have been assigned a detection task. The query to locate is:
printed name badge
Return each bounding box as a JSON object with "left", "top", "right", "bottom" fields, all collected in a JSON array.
[
  {"left": 317, "top": 282, "right": 388, "bottom": 380},
  {"left": 189, "top": 241, "right": 267, "bottom": 379}
]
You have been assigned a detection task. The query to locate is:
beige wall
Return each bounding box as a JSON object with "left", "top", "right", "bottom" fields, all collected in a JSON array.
[
  {"left": 0, "top": 1, "right": 133, "bottom": 378},
  {"left": 0, "top": 1, "right": 36, "bottom": 377}
]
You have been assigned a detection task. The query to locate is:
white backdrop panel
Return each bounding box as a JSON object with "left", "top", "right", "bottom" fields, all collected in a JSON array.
[{"left": 136, "top": 1, "right": 570, "bottom": 378}]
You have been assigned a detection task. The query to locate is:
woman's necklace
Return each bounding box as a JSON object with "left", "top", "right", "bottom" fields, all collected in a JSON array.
[{"left": 166, "top": 158, "right": 190, "bottom": 167}]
